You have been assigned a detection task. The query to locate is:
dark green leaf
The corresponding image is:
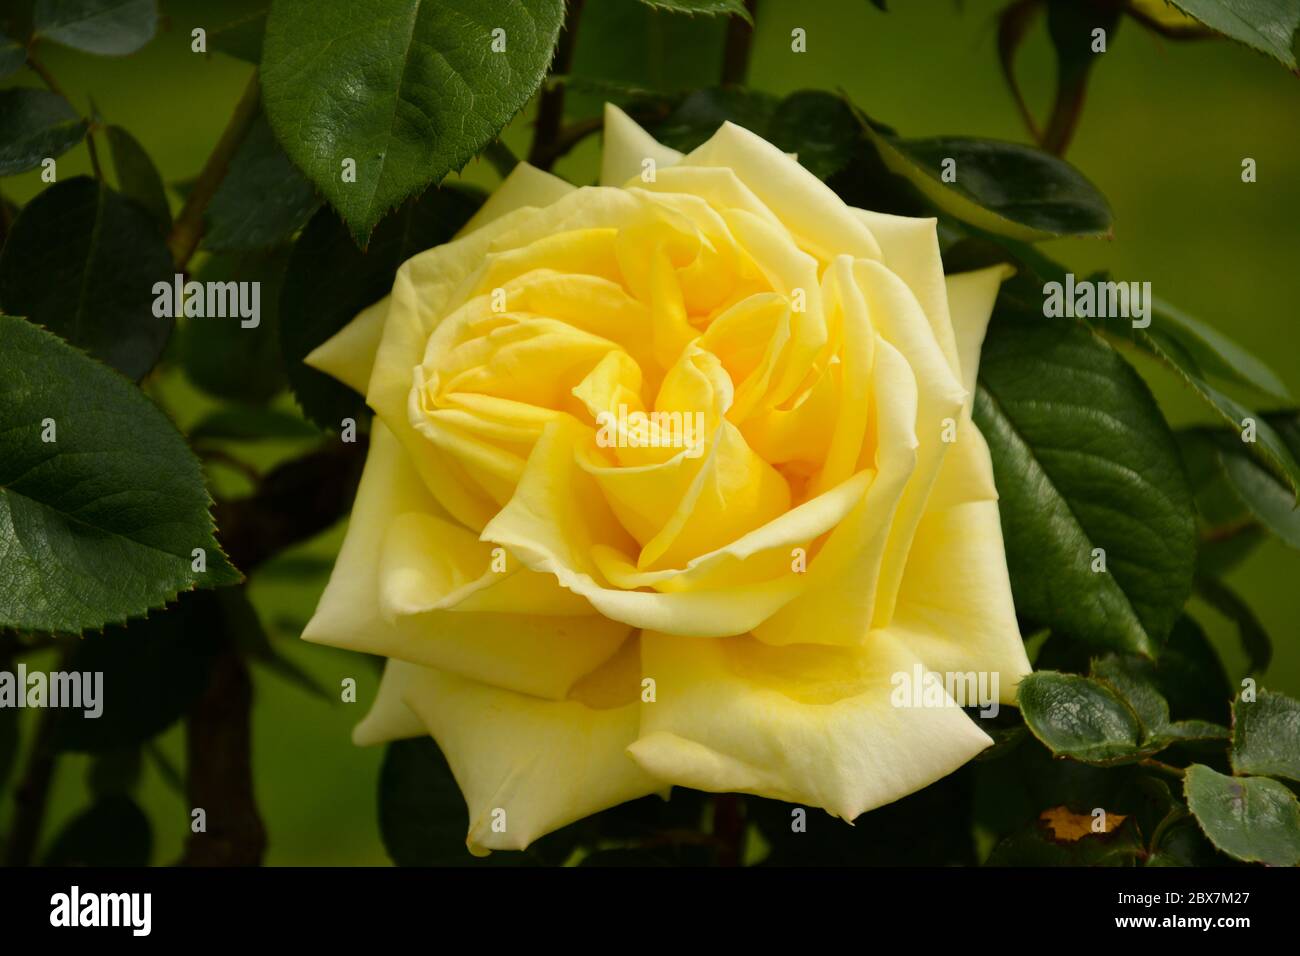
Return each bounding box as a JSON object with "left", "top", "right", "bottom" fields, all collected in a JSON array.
[
  {"left": 1017, "top": 672, "right": 1149, "bottom": 765},
  {"left": 105, "top": 124, "right": 170, "bottom": 230},
  {"left": 0, "top": 315, "right": 239, "bottom": 634},
  {"left": 1184, "top": 764, "right": 1300, "bottom": 865},
  {"left": 0, "top": 30, "right": 25, "bottom": 77},
  {"left": 1101, "top": 313, "right": 1300, "bottom": 499},
  {"left": 1168, "top": 0, "right": 1300, "bottom": 68},
  {"left": 1195, "top": 574, "right": 1272, "bottom": 673},
  {"left": 1153, "top": 616, "right": 1232, "bottom": 725},
  {"left": 1231, "top": 690, "right": 1300, "bottom": 782},
  {"left": 50, "top": 593, "right": 224, "bottom": 752},
  {"left": 42, "top": 794, "right": 152, "bottom": 865},
  {"left": 1091, "top": 656, "right": 1171, "bottom": 732},
  {"left": 87, "top": 747, "right": 142, "bottom": 796},
  {"left": 189, "top": 407, "right": 320, "bottom": 444},
  {"left": 281, "top": 183, "right": 485, "bottom": 429},
  {"left": 0, "top": 177, "right": 174, "bottom": 380},
  {"left": 636, "top": 0, "right": 752, "bottom": 23},
  {"left": 1217, "top": 414, "right": 1300, "bottom": 548},
  {"left": 33, "top": 0, "right": 157, "bottom": 56},
  {"left": 261, "top": 0, "right": 564, "bottom": 245},
  {"left": 768, "top": 90, "right": 860, "bottom": 181},
  {"left": 973, "top": 307, "right": 1196, "bottom": 655},
  {"left": 1149, "top": 299, "right": 1291, "bottom": 402},
  {"left": 204, "top": 113, "right": 320, "bottom": 253},
  {"left": 652, "top": 86, "right": 777, "bottom": 152},
  {"left": 210, "top": 7, "right": 267, "bottom": 63},
  {"left": 179, "top": 248, "right": 288, "bottom": 405},
  {"left": 0, "top": 88, "right": 87, "bottom": 175},
  {"left": 1147, "top": 814, "right": 1218, "bottom": 866},
  {"left": 854, "top": 105, "right": 1112, "bottom": 241}
]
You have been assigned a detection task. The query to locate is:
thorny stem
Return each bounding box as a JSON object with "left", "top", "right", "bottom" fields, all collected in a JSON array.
[
  {"left": 528, "top": 0, "right": 585, "bottom": 170},
  {"left": 1140, "top": 759, "right": 1187, "bottom": 779},
  {"left": 27, "top": 54, "right": 102, "bottom": 179},
  {"left": 167, "top": 72, "right": 262, "bottom": 270}
]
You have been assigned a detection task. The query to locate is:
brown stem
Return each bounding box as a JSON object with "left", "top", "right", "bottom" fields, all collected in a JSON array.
[
  {"left": 167, "top": 72, "right": 262, "bottom": 270},
  {"left": 178, "top": 646, "right": 266, "bottom": 866},
  {"left": 3, "top": 647, "right": 71, "bottom": 866},
  {"left": 721, "top": 0, "right": 759, "bottom": 86},
  {"left": 528, "top": 115, "right": 602, "bottom": 171},
  {"left": 528, "top": 0, "right": 585, "bottom": 170},
  {"left": 712, "top": 793, "right": 745, "bottom": 866},
  {"left": 215, "top": 437, "right": 368, "bottom": 573}
]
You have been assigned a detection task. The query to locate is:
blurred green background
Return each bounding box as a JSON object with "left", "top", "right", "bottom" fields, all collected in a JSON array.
[{"left": 2, "top": 0, "right": 1296, "bottom": 865}]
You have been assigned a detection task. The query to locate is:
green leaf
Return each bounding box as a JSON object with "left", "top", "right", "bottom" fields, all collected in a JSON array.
[
  {"left": 0, "top": 88, "right": 87, "bottom": 176},
  {"left": 210, "top": 7, "right": 267, "bottom": 63},
  {"left": 1147, "top": 814, "right": 1218, "bottom": 866},
  {"left": 1017, "top": 672, "right": 1149, "bottom": 765},
  {"left": 636, "top": 0, "right": 752, "bottom": 23},
  {"left": 261, "top": 0, "right": 564, "bottom": 245},
  {"left": 1168, "top": 0, "right": 1300, "bottom": 69},
  {"left": 1090, "top": 656, "right": 1171, "bottom": 733},
  {"left": 1231, "top": 690, "right": 1300, "bottom": 783},
  {"left": 1111, "top": 331, "right": 1300, "bottom": 501},
  {"left": 280, "top": 183, "right": 485, "bottom": 429},
  {"left": 50, "top": 593, "right": 224, "bottom": 751},
  {"left": 0, "top": 177, "right": 174, "bottom": 381},
  {"left": 1150, "top": 615, "right": 1233, "bottom": 725},
  {"left": 87, "top": 746, "right": 142, "bottom": 796},
  {"left": 179, "top": 248, "right": 288, "bottom": 405},
  {"left": 0, "top": 30, "right": 25, "bottom": 77},
  {"left": 42, "top": 794, "right": 152, "bottom": 865},
  {"left": 1216, "top": 414, "right": 1300, "bottom": 548},
  {"left": 189, "top": 407, "right": 320, "bottom": 444},
  {"left": 1184, "top": 764, "right": 1300, "bottom": 865},
  {"left": 105, "top": 124, "right": 170, "bottom": 230},
  {"left": 767, "top": 90, "right": 860, "bottom": 181},
  {"left": 973, "top": 307, "right": 1196, "bottom": 655},
  {"left": 1194, "top": 574, "right": 1272, "bottom": 673},
  {"left": 1149, "top": 298, "right": 1291, "bottom": 402},
  {"left": 1089, "top": 654, "right": 1229, "bottom": 743},
  {"left": 204, "top": 113, "right": 320, "bottom": 253},
  {"left": 0, "top": 315, "right": 239, "bottom": 634},
  {"left": 33, "top": 0, "right": 158, "bottom": 56},
  {"left": 854, "top": 105, "right": 1112, "bottom": 241}
]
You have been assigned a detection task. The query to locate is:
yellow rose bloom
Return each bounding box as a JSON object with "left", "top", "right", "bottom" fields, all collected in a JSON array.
[{"left": 301, "top": 103, "right": 1032, "bottom": 854}]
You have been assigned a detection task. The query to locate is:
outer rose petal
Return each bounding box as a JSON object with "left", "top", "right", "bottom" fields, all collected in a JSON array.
[
  {"left": 395, "top": 646, "right": 665, "bottom": 854},
  {"left": 889, "top": 265, "right": 1031, "bottom": 702},
  {"left": 600, "top": 103, "right": 683, "bottom": 187},
  {"left": 301, "top": 421, "right": 630, "bottom": 700},
  {"left": 306, "top": 161, "right": 572, "bottom": 393},
  {"left": 629, "top": 630, "right": 992, "bottom": 820}
]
